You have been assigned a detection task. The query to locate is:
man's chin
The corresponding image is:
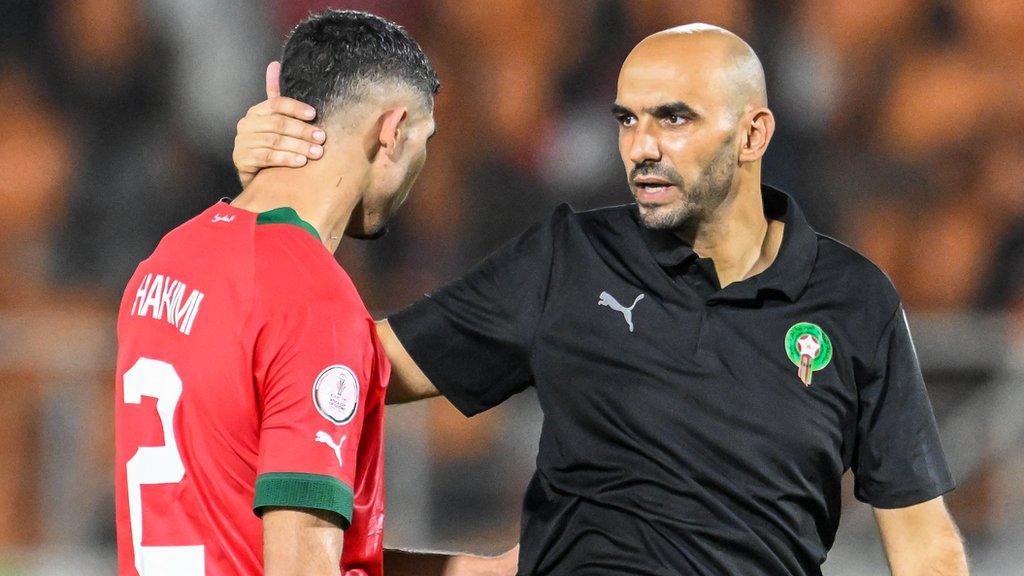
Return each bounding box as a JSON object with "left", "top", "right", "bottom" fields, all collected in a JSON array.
[
  {"left": 345, "top": 223, "right": 389, "bottom": 240},
  {"left": 638, "top": 204, "right": 687, "bottom": 230}
]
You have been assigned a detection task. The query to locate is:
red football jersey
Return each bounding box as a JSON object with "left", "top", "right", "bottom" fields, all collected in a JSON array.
[{"left": 115, "top": 202, "right": 389, "bottom": 576}]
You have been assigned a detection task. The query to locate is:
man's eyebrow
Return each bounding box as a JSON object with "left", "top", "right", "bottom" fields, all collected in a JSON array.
[
  {"left": 611, "top": 102, "right": 700, "bottom": 119},
  {"left": 648, "top": 101, "right": 700, "bottom": 119},
  {"left": 611, "top": 104, "right": 634, "bottom": 117}
]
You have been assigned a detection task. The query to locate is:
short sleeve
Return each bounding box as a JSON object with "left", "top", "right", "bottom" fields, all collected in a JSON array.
[
  {"left": 389, "top": 206, "right": 567, "bottom": 416},
  {"left": 251, "top": 301, "right": 370, "bottom": 528},
  {"left": 852, "top": 305, "right": 955, "bottom": 508}
]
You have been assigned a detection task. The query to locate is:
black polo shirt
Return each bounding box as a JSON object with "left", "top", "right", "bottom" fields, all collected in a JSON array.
[{"left": 390, "top": 185, "right": 954, "bottom": 576}]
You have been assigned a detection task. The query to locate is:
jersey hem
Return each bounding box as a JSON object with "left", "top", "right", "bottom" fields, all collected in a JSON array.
[
  {"left": 253, "top": 472, "right": 354, "bottom": 528},
  {"left": 854, "top": 478, "right": 956, "bottom": 509}
]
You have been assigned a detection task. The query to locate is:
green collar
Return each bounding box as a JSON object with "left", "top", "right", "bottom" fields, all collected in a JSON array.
[{"left": 255, "top": 207, "right": 321, "bottom": 241}]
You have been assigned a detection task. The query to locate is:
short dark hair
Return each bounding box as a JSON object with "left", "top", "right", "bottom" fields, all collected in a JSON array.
[{"left": 280, "top": 10, "right": 440, "bottom": 122}]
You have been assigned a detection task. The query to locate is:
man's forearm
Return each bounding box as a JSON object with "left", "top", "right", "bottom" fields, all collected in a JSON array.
[
  {"left": 883, "top": 520, "right": 968, "bottom": 576},
  {"left": 875, "top": 498, "right": 969, "bottom": 576},
  {"left": 891, "top": 551, "right": 968, "bottom": 576},
  {"left": 891, "top": 537, "right": 968, "bottom": 576},
  {"left": 929, "top": 545, "right": 970, "bottom": 576}
]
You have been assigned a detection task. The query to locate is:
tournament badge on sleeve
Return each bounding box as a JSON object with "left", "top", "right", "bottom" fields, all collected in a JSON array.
[{"left": 785, "top": 322, "right": 833, "bottom": 386}]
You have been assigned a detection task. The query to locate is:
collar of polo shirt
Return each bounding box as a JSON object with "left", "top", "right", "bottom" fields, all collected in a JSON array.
[{"left": 636, "top": 184, "right": 818, "bottom": 303}]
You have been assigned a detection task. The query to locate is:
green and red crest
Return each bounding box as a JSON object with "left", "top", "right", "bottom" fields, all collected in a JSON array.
[{"left": 785, "top": 322, "right": 832, "bottom": 386}]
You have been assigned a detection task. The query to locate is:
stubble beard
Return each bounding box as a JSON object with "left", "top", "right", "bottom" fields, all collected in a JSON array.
[{"left": 635, "top": 142, "right": 737, "bottom": 232}]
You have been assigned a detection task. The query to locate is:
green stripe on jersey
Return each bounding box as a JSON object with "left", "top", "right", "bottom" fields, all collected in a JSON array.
[
  {"left": 256, "top": 207, "right": 321, "bottom": 241},
  {"left": 253, "top": 472, "right": 353, "bottom": 528}
]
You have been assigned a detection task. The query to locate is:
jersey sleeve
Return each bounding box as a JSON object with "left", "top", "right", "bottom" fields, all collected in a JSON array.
[
  {"left": 251, "top": 300, "right": 370, "bottom": 528},
  {"left": 852, "top": 305, "right": 955, "bottom": 508},
  {"left": 388, "top": 205, "right": 567, "bottom": 416}
]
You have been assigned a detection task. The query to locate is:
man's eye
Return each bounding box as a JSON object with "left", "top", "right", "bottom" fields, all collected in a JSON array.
[
  {"left": 667, "top": 115, "right": 686, "bottom": 126},
  {"left": 618, "top": 115, "right": 636, "bottom": 127}
]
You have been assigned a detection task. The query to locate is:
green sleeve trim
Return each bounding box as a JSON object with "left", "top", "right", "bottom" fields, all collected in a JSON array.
[
  {"left": 253, "top": 472, "right": 353, "bottom": 528},
  {"left": 256, "top": 207, "right": 321, "bottom": 241}
]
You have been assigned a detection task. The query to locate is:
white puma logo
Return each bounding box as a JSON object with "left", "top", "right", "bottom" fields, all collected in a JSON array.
[
  {"left": 211, "top": 214, "right": 235, "bottom": 223},
  {"left": 314, "top": 431, "right": 346, "bottom": 467},
  {"left": 598, "top": 291, "right": 645, "bottom": 333}
]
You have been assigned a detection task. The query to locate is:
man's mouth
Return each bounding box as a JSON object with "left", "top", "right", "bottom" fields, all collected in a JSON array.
[
  {"left": 633, "top": 177, "right": 678, "bottom": 204},
  {"left": 633, "top": 177, "right": 674, "bottom": 192}
]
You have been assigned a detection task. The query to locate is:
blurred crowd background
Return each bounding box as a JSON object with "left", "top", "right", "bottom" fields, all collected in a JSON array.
[{"left": 1, "top": 0, "right": 1023, "bottom": 574}]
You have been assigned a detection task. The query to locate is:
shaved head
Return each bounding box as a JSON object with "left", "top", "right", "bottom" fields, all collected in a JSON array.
[
  {"left": 627, "top": 23, "right": 767, "bottom": 120},
  {"left": 614, "top": 23, "right": 774, "bottom": 231}
]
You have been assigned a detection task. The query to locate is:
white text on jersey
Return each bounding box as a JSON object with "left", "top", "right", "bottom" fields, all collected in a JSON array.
[{"left": 130, "top": 273, "right": 205, "bottom": 336}]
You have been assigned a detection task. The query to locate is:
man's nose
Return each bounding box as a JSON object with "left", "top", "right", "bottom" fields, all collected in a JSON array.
[{"left": 628, "top": 120, "right": 660, "bottom": 165}]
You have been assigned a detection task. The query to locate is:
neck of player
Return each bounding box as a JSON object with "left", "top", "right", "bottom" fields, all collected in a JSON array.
[
  {"left": 232, "top": 154, "right": 366, "bottom": 253},
  {"left": 678, "top": 176, "right": 784, "bottom": 289}
]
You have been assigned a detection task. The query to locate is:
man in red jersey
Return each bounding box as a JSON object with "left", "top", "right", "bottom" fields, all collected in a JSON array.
[{"left": 115, "top": 10, "right": 515, "bottom": 576}]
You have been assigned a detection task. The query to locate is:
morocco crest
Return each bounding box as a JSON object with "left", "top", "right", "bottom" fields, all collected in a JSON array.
[{"left": 784, "top": 322, "right": 833, "bottom": 386}]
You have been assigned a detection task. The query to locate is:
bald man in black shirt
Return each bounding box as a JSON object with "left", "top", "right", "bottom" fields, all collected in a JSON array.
[{"left": 234, "top": 22, "right": 968, "bottom": 576}]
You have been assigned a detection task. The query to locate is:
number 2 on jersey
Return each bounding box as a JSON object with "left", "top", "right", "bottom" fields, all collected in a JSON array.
[{"left": 123, "top": 358, "right": 204, "bottom": 575}]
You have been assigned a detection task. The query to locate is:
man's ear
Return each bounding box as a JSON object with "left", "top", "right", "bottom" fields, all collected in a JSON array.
[
  {"left": 377, "top": 107, "right": 409, "bottom": 159},
  {"left": 738, "top": 107, "right": 775, "bottom": 163}
]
